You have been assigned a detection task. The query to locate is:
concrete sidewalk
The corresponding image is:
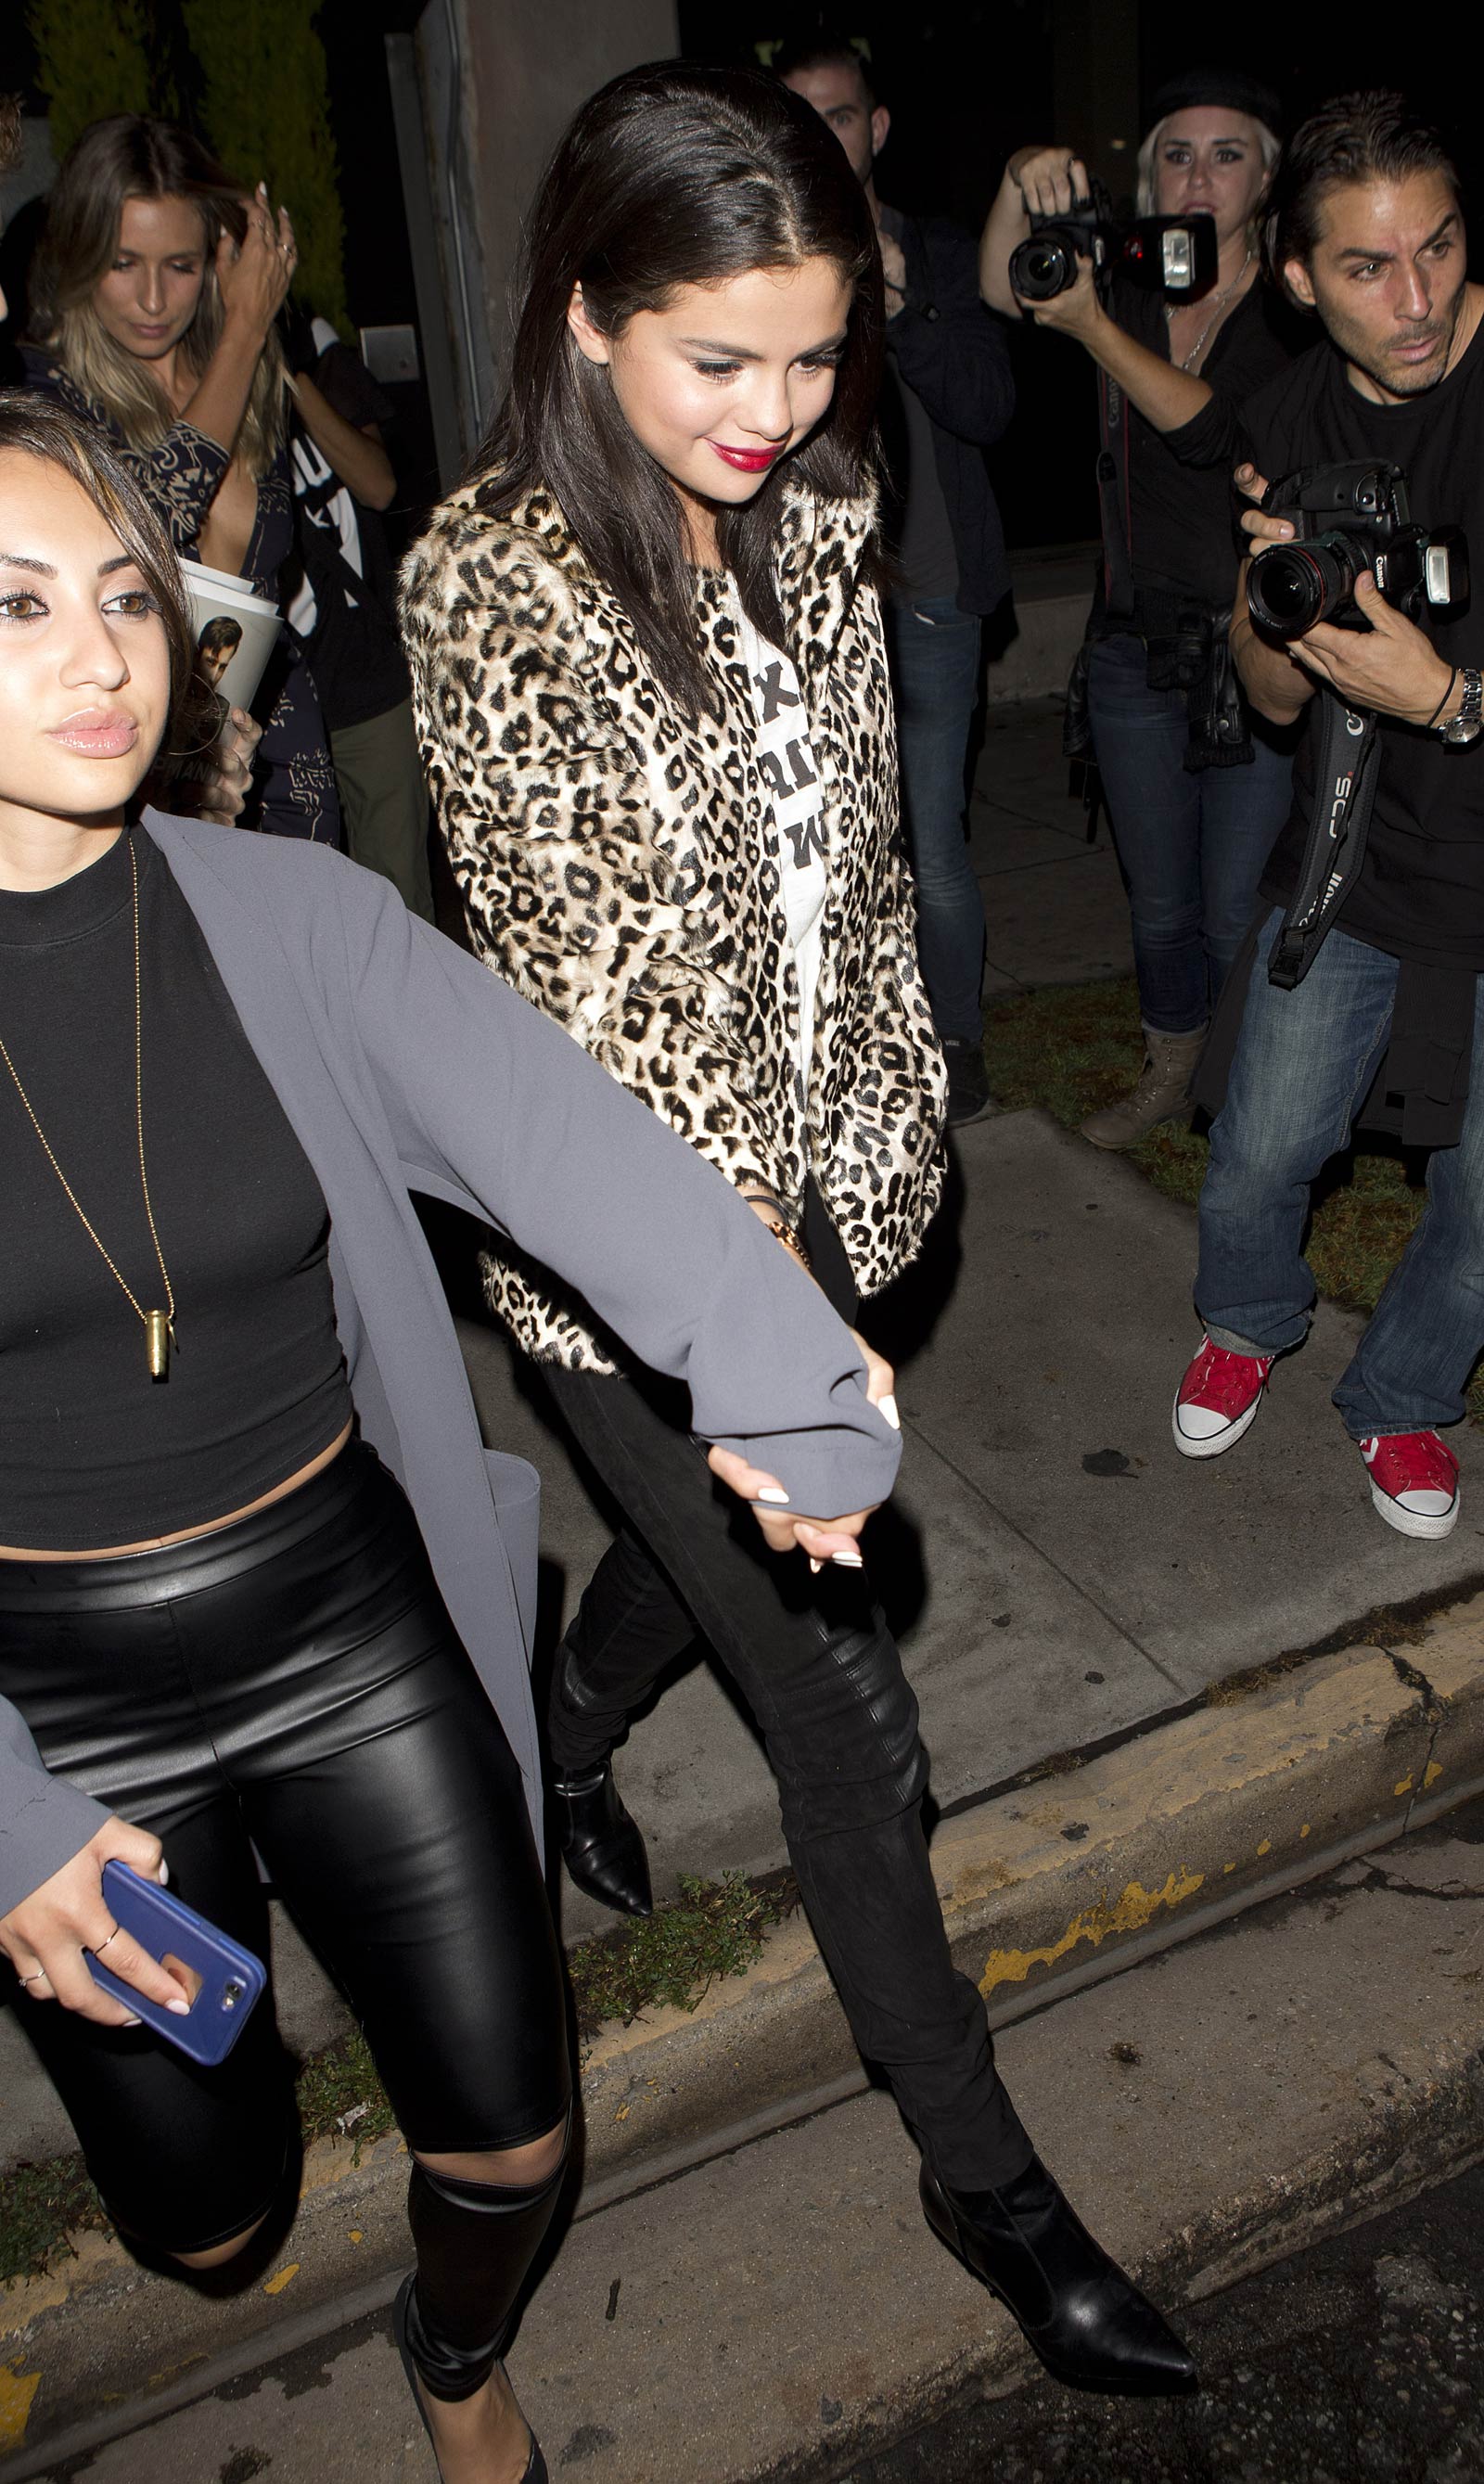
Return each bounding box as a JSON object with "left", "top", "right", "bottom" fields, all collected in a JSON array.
[{"left": 13, "top": 1796, "right": 1484, "bottom": 2482}]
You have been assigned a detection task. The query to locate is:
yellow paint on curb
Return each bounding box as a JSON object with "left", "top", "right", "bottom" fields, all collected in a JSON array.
[
  {"left": 1425, "top": 1761, "right": 1444, "bottom": 1789},
  {"left": 979, "top": 1868, "right": 1205, "bottom": 1998},
  {"left": 1257, "top": 1839, "right": 1272, "bottom": 1856},
  {"left": 1394, "top": 1774, "right": 1414, "bottom": 1798},
  {"left": 262, "top": 2264, "right": 300, "bottom": 2297},
  {"left": 0, "top": 2360, "right": 40, "bottom": 2451}
]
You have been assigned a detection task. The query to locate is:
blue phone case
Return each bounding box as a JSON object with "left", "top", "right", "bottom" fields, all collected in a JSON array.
[{"left": 89, "top": 1862, "right": 267, "bottom": 2065}]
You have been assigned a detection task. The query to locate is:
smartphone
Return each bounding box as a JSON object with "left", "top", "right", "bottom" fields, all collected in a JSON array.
[{"left": 88, "top": 1862, "right": 267, "bottom": 2066}]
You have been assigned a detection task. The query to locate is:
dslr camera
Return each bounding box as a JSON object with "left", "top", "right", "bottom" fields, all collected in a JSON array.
[
  {"left": 1008, "top": 177, "right": 1218, "bottom": 304},
  {"left": 1247, "top": 461, "right": 1470, "bottom": 641}
]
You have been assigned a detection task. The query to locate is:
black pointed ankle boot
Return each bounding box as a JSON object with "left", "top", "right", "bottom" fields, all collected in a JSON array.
[
  {"left": 921, "top": 2156, "right": 1198, "bottom": 2398},
  {"left": 551, "top": 1762, "right": 653, "bottom": 1917}
]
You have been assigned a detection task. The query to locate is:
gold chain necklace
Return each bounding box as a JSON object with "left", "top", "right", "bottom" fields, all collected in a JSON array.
[
  {"left": 0, "top": 833, "right": 176, "bottom": 1379},
  {"left": 1166, "top": 248, "right": 1253, "bottom": 373}
]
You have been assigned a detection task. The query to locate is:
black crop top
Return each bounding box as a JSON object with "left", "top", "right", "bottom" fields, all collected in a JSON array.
[{"left": 0, "top": 831, "right": 352, "bottom": 1548}]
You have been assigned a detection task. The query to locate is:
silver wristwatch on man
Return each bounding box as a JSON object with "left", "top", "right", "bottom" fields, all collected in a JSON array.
[{"left": 1440, "top": 664, "right": 1484, "bottom": 746}]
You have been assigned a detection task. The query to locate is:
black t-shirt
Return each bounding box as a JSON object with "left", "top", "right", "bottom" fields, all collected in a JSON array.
[
  {"left": 1110, "top": 276, "right": 1303, "bottom": 607},
  {"left": 289, "top": 342, "right": 408, "bottom": 733},
  {"left": 1248, "top": 318, "right": 1484, "bottom": 967},
  {"left": 0, "top": 831, "right": 351, "bottom": 1546}
]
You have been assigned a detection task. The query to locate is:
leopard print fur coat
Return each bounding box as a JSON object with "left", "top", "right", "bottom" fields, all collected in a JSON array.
[{"left": 400, "top": 475, "right": 946, "bottom": 1371}]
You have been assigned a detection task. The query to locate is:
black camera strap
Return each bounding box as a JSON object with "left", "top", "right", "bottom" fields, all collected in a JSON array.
[
  {"left": 1268, "top": 688, "right": 1381, "bottom": 990},
  {"left": 1096, "top": 371, "right": 1136, "bottom": 619}
]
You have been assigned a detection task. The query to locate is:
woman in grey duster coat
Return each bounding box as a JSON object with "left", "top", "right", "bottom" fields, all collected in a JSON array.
[{"left": 0, "top": 395, "right": 895, "bottom": 2484}]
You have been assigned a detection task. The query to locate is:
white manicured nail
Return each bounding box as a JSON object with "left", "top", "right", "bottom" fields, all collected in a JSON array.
[
  {"left": 756, "top": 1486, "right": 790, "bottom": 1505},
  {"left": 878, "top": 1394, "right": 901, "bottom": 1430},
  {"left": 809, "top": 1557, "right": 823, "bottom": 1575},
  {"left": 120, "top": 2014, "right": 141, "bottom": 2028},
  {"left": 157, "top": 1862, "right": 169, "bottom": 1885},
  {"left": 831, "top": 1550, "right": 864, "bottom": 1569},
  {"left": 167, "top": 1998, "right": 191, "bottom": 2016}
]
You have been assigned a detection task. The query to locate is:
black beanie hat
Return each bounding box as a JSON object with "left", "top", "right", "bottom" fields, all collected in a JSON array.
[{"left": 1147, "top": 69, "right": 1284, "bottom": 137}]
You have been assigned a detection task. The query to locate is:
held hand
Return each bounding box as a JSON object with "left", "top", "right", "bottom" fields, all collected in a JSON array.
[
  {"left": 1016, "top": 249, "right": 1102, "bottom": 341},
  {"left": 0, "top": 1820, "right": 191, "bottom": 2029},
  {"left": 1006, "top": 146, "right": 1089, "bottom": 219},
  {"left": 215, "top": 182, "right": 297, "bottom": 340},
  {"left": 878, "top": 228, "right": 908, "bottom": 314},
  {"left": 189, "top": 704, "right": 262, "bottom": 826},
  {"left": 1290, "top": 574, "right": 1458, "bottom": 725},
  {"left": 1235, "top": 462, "right": 1294, "bottom": 549},
  {"left": 705, "top": 1328, "right": 899, "bottom": 1574}
]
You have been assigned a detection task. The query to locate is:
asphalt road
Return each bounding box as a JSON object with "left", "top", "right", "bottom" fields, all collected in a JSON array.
[{"left": 822, "top": 2162, "right": 1484, "bottom": 2484}]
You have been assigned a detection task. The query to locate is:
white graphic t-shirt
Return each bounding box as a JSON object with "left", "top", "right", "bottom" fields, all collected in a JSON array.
[{"left": 732, "top": 601, "right": 827, "bottom": 1102}]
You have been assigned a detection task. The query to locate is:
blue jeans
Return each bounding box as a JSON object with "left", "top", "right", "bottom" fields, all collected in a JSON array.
[
  {"left": 1197, "top": 909, "right": 1484, "bottom": 1437},
  {"left": 886, "top": 596, "right": 986, "bottom": 1043},
  {"left": 1087, "top": 633, "right": 1296, "bottom": 1035}
]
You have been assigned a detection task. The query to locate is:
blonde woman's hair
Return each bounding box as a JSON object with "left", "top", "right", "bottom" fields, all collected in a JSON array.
[
  {"left": 28, "top": 115, "right": 284, "bottom": 479},
  {"left": 1135, "top": 111, "right": 1282, "bottom": 223}
]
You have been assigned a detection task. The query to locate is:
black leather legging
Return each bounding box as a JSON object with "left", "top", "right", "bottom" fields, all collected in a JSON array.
[
  {"left": 542, "top": 1192, "right": 1033, "bottom": 2194},
  {"left": 0, "top": 1443, "right": 569, "bottom": 2366}
]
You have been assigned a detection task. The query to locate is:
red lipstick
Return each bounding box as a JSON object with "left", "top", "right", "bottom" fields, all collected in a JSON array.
[{"left": 709, "top": 442, "right": 786, "bottom": 473}]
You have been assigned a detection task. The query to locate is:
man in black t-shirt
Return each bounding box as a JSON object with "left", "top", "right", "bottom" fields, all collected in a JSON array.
[
  {"left": 1172, "top": 93, "right": 1484, "bottom": 1541},
  {"left": 778, "top": 34, "right": 1015, "bottom": 1127}
]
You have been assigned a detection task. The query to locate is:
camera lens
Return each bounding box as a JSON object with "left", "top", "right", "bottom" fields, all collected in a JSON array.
[
  {"left": 1247, "top": 535, "right": 1361, "bottom": 640},
  {"left": 1008, "top": 237, "right": 1074, "bottom": 301}
]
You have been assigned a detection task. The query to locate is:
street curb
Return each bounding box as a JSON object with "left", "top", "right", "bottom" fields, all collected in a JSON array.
[
  {"left": 577, "top": 1594, "right": 1484, "bottom": 2170},
  {"left": 4, "top": 1591, "right": 1483, "bottom": 2465},
  {"left": 759, "top": 2014, "right": 1484, "bottom": 2484}
]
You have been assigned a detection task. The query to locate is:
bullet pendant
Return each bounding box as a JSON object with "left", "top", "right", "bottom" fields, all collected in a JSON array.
[{"left": 146, "top": 1310, "right": 171, "bottom": 1380}]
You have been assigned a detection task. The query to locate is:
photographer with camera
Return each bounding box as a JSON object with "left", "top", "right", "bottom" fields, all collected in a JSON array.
[
  {"left": 1172, "top": 92, "right": 1484, "bottom": 1540},
  {"left": 980, "top": 72, "right": 1302, "bottom": 1149}
]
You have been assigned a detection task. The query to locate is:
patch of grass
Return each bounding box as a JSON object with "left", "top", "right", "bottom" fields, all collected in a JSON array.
[
  {"left": 294, "top": 2027, "right": 398, "bottom": 2156},
  {"left": 0, "top": 1872, "right": 799, "bottom": 2285},
  {"left": 567, "top": 1869, "right": 796, "bottom": 2039},
  {"left": 983, "top": 976, "right": 1484, "bottom": 1419},
  {"left": 0, "top": 2154, "right": 109, "bottom": 2287}
]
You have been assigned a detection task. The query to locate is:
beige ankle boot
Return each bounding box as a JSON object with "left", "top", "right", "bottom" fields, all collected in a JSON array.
[{"left": 1080, "top": 1024, "right": 1208, "bottom": 1151}]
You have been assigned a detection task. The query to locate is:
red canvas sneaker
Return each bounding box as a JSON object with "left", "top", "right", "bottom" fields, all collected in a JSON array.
[
  {"left": 1359, "top": 1431, "right": 1461, "bottom": 1540},
  {"left": 1172, "top": 1337, "right": 1273, "bottom": 1459}
]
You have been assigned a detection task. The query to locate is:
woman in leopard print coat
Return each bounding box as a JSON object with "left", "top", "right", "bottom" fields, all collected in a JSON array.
[{"left": 402, "top": 62, "right": 1194, "bottom": 2398}]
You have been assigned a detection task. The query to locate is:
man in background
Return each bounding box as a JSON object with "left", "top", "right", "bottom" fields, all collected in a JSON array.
[
  {"left": 778, "top": 32, "right": 1015, "bottom": 1124},
  {"left": 286, "top": 314, "right": 435, "bottom": 921}
]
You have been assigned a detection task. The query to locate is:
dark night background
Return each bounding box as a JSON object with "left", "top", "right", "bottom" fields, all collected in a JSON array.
[{"left": 2, "top": 5, "right": 1479, "bottom": 547}]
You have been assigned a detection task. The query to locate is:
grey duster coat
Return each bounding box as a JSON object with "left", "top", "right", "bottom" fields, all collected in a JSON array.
[{"left": 0, "top": 816, "right": 902, "bottom": 1920}]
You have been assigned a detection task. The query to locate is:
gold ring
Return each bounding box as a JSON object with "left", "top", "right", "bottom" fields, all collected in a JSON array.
[
  {"left": 18, "top": 1968, "right": 48, "bottom": 1988},
  {"left": 93, "top": 1927, "right": 121, "bottom": 1956}
]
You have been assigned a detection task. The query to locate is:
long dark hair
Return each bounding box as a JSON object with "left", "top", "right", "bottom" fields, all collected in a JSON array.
[
  {"left": 472, "top": 61, "right": 883, "bottom": 716},
  {"left": 0, "top": 390, "right": 217, "bottom": 768},
  {"left": 1263, "top": 92, "right": 1460, "bottom": 301},
  {"left": 28, "top": 116, "right": 285, "bottom": 475}
]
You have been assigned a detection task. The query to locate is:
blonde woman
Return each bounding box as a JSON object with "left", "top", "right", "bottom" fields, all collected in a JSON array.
[
  {"left": 22, "top": 115, "right": 338, "bottom": 840},
  {"left": 980, "top": 71, "right": 1301, "bottom": 1149}
]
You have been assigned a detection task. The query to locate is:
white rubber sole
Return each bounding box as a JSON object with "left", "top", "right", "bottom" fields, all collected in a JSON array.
[
  {"left": 1368, "top": 1479, "right": 1461, "bottom": 1541},
  {"left": 1171, "top": 1389, "right": 1263, "bottom": 1461}
]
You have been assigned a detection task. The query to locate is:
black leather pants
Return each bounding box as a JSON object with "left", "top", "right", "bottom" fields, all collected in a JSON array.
[
  {"left": 542, "top": 1195, "right": 1033, "bottom": 2193},
  {"left": 0, "top": 1441, "right": 570, "bottom": 2360}
]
